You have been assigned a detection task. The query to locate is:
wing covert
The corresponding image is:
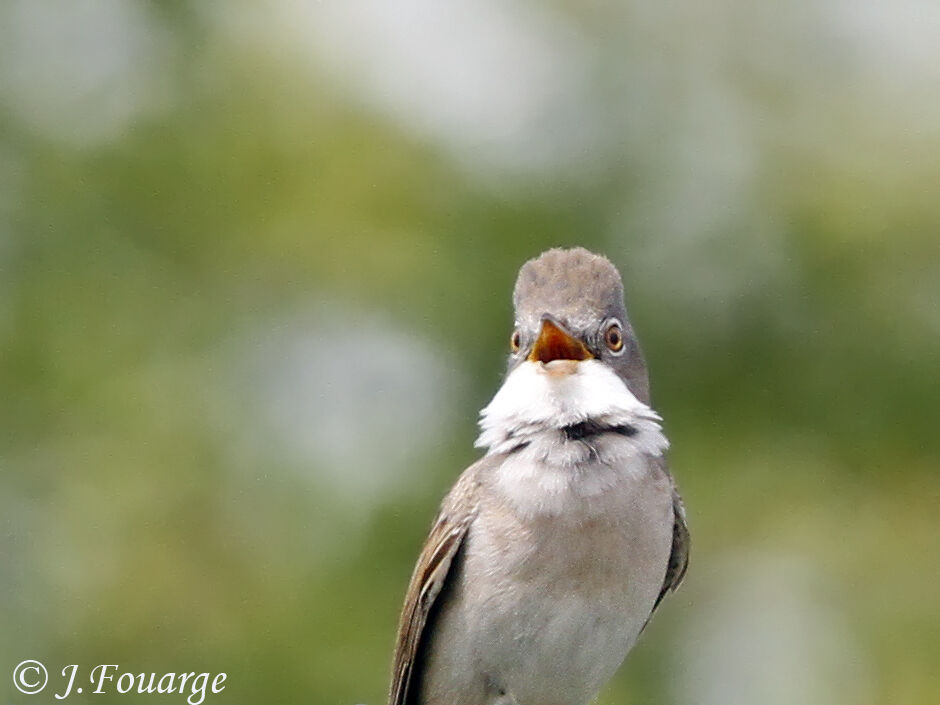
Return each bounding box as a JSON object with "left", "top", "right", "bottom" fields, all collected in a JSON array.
[{"left": 389, "top": 473, "right": 479, "bottom": 705}]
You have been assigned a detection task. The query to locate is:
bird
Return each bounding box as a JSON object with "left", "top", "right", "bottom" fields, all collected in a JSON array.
[{"left": 388, "top": 247, "right": 689, "bottom": 705}]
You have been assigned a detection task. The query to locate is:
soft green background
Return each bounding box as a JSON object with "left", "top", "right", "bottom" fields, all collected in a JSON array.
[{"left": 1, "top": 2, "right": 938, "bottom": 704}]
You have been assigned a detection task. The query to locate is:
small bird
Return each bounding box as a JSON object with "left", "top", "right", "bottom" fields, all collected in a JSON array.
[{"left": 389, "top": 248, "right": 689, "bottom": 705}]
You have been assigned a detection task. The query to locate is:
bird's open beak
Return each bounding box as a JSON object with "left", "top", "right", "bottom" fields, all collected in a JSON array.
[{"left": 528, "top": 316, "right": 593, "bottom": 364}]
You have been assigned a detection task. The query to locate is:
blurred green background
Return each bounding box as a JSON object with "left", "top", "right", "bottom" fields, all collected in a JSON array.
[{"left": 1, "top": 1, "right": 938, "bottom": 704}]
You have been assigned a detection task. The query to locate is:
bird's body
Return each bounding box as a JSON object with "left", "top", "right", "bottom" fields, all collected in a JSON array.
[{"left": 389, "top": 249, "right": 688, "bottom": 705}]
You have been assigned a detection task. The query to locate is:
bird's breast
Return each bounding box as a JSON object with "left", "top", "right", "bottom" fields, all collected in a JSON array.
[{"left": 422, "top": 441, "right": 673, "bottom": 705}]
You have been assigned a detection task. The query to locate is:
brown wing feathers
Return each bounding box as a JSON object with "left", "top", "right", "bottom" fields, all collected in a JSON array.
[
  {"left": 652, "top": 491, "right": 690, "bottom": 612},
  {"left": 389, "top": 472, "right": 479, "bottom": 705}
]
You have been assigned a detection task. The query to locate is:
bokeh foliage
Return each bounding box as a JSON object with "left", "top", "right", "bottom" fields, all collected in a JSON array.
[{"left": 1, "top": 2, "right": 938, "bottom": 705}]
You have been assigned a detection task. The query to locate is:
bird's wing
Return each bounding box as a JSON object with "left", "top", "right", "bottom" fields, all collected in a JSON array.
[
  {"left": 389, "top": 469, "right": 480, "bottom": 705},
  {"left": 641, "top": 456, "right": 690, "bottom": 621},
  {"left": 652, "top": 488, "right": 690, "bottom": 612}
]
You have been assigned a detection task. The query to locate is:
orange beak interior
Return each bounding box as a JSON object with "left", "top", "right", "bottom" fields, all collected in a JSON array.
[{"left": 527, "top": 317, "right": 593, "bottom": 364}]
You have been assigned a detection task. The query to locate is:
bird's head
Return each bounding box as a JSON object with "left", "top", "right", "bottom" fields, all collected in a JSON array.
[{"left": 508, "top": 247, "right": 649, "bottom": 405}]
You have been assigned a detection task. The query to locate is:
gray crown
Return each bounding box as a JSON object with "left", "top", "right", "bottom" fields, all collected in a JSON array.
[{"left": 511, "top": 247, "right": 650, "bottom": 404}]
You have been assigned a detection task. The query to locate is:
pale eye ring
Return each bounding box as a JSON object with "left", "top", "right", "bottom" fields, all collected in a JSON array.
[
  {"left": 604, "top": 320, "right": 625, "bottom": 354},
  {"left": 510, "top": 329, "right": 521, "bottom": 353}
]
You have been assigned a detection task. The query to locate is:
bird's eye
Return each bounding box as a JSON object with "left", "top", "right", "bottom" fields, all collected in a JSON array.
[
  {"left": 604, "top": 322, "right": 624, "bottom": 353},
  {"left": 510, "top": 329, "right": 521, "bottom": 353}
]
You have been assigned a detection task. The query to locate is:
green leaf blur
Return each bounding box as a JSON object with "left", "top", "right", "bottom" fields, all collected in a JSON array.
[{"left": 1, "top": 2, "right": 937, "bottom": 705}]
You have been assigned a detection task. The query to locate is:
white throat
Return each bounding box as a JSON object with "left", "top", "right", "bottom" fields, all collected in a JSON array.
[
  {"left": 475, "top": 359, "right": 668, "bottom": 519},
  {"left": 475, "top": 359, "right": 668, "bottom": 457}
]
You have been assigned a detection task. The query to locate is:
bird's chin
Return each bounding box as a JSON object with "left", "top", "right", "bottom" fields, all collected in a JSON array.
[{"left": 536, "top": 359, "right": 582, "bottom": 378}]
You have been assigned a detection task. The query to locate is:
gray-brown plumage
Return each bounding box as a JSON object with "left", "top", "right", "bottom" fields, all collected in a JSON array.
[
  {"left": 513, "top": 248, "right": 650, "bottom": 404},
  {"left": 389, "top": 248, "right": 689, "bottom": 705}
]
